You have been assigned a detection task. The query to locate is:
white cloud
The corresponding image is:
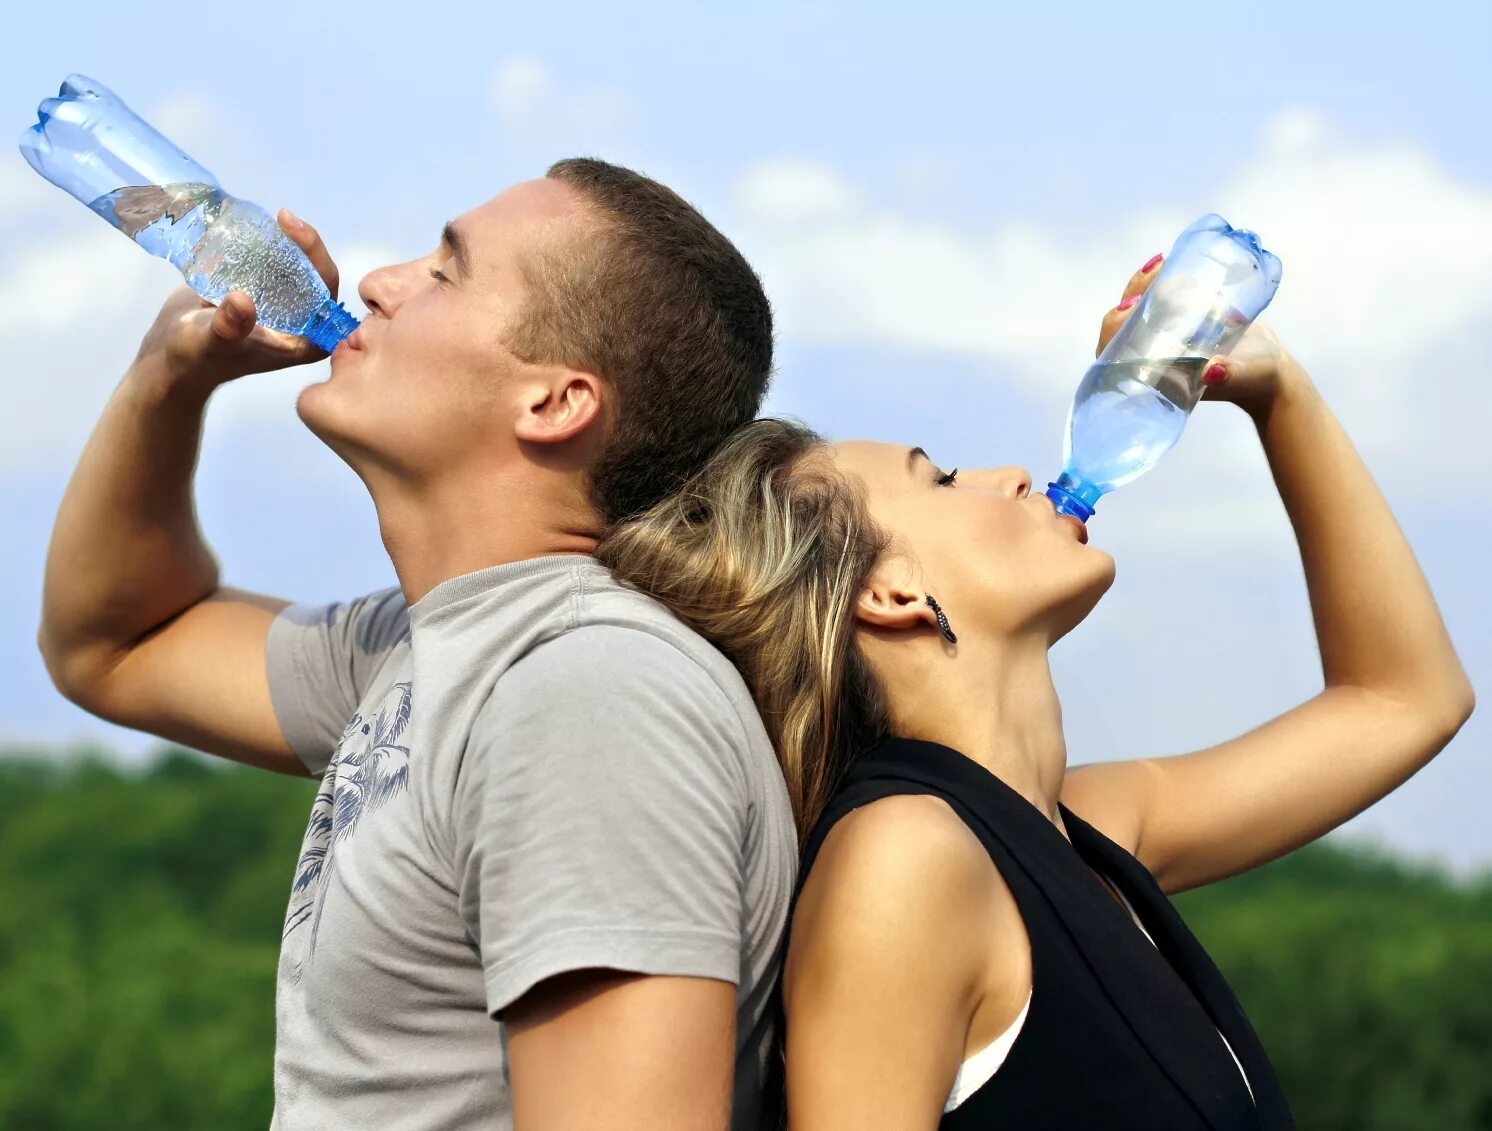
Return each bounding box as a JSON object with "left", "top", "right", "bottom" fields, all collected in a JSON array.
[
  {"left": 735, "top": 111, "right": 1492, "bottom": 503},
  {"left": 487, "top": 54, "right": 640, "bottom": 146},
  {"left": 490, "top": 56, "right": 552, "bottom": 125},
  {"left": 737, "top": 160, "right": 861, "bottom": 223}
]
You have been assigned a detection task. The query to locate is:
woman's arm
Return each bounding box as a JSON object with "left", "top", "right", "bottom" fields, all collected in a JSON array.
[
  {"left": 1063, "top": 265, "right": 1474, "bottom": 894},
  {"left": 784, "top": 794, "right": 1009, "bottom": 1130}
]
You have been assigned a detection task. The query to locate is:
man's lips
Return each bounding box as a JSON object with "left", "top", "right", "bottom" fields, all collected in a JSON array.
[{"left": 331, "top": 327, "right": 364, "bottom": 357}]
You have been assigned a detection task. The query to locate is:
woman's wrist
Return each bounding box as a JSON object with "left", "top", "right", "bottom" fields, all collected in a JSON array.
[{"left": 1246, "top": 355, "right": 1318, "bottom": 431}]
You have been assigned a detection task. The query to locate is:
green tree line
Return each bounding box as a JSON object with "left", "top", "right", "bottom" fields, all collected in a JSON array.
[{"left": 0, "top": 747, "right": 1488, "bottom": 1130}]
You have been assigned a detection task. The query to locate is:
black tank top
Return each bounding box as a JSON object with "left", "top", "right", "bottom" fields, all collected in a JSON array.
[{"left": 794, "top": 737, "right": 1295, "bottom": 1130}]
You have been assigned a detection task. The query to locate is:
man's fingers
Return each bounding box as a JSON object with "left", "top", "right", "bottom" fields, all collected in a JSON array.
[
  {"left": 278, "top": 208, "right": 341, "bottom": 299},
  {"left": 210, "top": 291, "right": 258, "bottom": 344}
]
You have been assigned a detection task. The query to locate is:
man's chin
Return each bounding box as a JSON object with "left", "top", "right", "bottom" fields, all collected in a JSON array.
[{"left": 295, "top": 382, "right": 362, "bottom": 460}]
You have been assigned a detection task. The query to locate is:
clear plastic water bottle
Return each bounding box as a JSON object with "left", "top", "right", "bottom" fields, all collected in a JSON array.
[
  {"left": 1045, "top": 214, "right": 1282, "bottom": 523},
  {"left": 18, "top": 74, "right": 357, "bottom": 352}
]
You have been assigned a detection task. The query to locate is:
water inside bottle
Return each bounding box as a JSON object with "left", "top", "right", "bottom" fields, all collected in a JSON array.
[
  {"left": 87, "top": 182, "right": 331, "bottom": 336},
  {"left": 1066, "top": 356, "right": 1208, "bottom": 491}
]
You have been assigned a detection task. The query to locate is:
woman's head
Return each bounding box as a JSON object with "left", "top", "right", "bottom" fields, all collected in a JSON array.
[
  {"left": 830, "top": 439, "right": 1114, "bottom": 649},
  {"left": 598, "top": 419, "right": 1114, "bottom": 837}
]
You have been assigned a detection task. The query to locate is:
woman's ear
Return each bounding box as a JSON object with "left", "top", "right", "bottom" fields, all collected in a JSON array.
[
  {"left": 513, "top": 365, "right": 603, "bottom": 446},
  {"left": 855, "top": 573, "right": 940, "bottom": 635}
]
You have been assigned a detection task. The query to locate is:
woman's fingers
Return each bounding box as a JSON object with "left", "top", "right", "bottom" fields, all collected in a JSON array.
[
  {"left": 278, "top": 207, "right": 341, "bottom": 299},
  {"left": 1095, "top": 253, "right": 1165, "bottom": 357},
  {"left": 1121, "top": 253, "right": 1164, "bottom": 301},
  {"left": 1201, "top": 356, "right": 1231, "bottom": 389}
]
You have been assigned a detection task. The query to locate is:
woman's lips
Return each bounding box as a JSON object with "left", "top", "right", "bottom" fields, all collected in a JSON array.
[{"left": 1058, "top": 513, "right": 1090, "bottom": 544}]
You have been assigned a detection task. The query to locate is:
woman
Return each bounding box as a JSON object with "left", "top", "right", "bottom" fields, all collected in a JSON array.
[{"left": 598, "top": 259, "right": 1474, "bottom": 1129}]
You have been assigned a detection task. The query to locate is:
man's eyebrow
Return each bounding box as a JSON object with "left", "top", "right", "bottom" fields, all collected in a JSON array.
[{"left": 440, "top": 221, "right": 472, "bottom": 278}]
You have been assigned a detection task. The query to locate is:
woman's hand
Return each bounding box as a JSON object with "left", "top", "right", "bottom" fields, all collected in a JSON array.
[{"left": 1096, "top": 254, "right": 1306, "bottom": 419}]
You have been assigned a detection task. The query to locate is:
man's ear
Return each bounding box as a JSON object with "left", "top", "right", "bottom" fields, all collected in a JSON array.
[
  {"left": 855, "top": 572, "right": 940, "bottom": 635},
  {"left": 512, "top": 365, "right": 603, "bottom": 446}
]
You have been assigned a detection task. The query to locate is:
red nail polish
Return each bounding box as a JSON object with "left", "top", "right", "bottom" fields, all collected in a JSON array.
[
  {"left": 1141, "top": 253, "right": 1164, "bottom": 274},
  {"left": 1116, "top": 294, "right": 1140, "bottom": 312},
  {"left": 1203, "top": 363, "right": 1226, "bottom": 385}
]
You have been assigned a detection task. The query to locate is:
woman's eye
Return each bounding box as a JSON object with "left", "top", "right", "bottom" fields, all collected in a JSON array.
[{"left": 936, "top": 468, "right": 959, "bottom": 487}]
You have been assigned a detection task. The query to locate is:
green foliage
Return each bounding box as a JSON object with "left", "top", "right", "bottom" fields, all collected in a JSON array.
[
  {"left": 1175, "top": 846, "right": 1492, "bottom": 1130},
  {"left": 0, "top": 748, "right": 313, "bottom": 1131},
  {"left": 0, "top": 746, "right": 1488, "bottom": 1129}
]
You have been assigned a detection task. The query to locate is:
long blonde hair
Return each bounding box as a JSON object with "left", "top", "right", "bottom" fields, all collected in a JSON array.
[{"left": 598, "top": 418, "right": 890, "bottom": 841}]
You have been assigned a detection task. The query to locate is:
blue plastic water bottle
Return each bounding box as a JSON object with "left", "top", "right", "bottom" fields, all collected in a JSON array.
[
  {"left": 18, "top": 74, "right": 357, "bottom": 352},
  {"left": 1045, "top": 214, "right": 1282, "bottom": 523}
]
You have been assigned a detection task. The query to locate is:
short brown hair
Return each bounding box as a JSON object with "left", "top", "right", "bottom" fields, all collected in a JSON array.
[{"left": 507, "top": 157, "right": 774, "bottom": 525}]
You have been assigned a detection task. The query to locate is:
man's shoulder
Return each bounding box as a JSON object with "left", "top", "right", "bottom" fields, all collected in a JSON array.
[{"left": 571, "top": 567, "right": 756, "bottom": 703}]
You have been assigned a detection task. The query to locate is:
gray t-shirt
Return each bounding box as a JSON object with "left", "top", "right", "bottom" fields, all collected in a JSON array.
[{"left": 264, "top": 555, "right": 796, "bottom": 1130}]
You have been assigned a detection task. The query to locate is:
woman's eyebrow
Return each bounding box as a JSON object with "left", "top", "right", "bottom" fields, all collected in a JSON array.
[
  {"left": 440, "top": 221, "right": 472, "bottom": 278},
  {"left": 907, "top": 446, "right": 928, "bottom": 472}
]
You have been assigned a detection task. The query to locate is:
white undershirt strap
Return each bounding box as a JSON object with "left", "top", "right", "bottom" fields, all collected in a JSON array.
[{"left": 943, "top": 875, "right": 1254, "bottom": 1112}]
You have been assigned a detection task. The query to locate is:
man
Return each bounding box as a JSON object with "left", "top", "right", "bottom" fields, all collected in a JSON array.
[{"left": 37, "top": 159, "right": 796, "bottom": 1130}]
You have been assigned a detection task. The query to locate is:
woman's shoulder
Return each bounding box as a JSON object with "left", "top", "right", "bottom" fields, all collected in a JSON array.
[{"left": 786, "top": 794, "right": 1016, "bottom": 1003}]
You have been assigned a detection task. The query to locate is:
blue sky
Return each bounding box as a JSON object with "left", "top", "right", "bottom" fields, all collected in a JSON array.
[{"left": 2, "top": 0, "right": 1488, "bottom": 869}]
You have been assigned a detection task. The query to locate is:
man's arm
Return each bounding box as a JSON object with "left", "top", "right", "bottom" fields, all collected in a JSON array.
[
  {"left": 506, "top": 971, "right": 736, "bottom": 1131},
  {"left": 457, "top": 626, "right": 761, "bottom": 1128},
  {"left": 37, "top": 211, "right": 343, "bottom": 775}
]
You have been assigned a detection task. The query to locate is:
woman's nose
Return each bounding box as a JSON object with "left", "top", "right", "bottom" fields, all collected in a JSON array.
[{"left": 974, "top": 466, "right": 1032, "bottom": 498}]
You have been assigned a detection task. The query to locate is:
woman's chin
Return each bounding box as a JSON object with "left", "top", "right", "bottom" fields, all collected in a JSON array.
[{"left": 1048, "top": 570, "right": 1115, "bottom": 643}]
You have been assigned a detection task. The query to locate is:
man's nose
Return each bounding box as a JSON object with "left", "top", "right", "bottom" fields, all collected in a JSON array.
[{"left": 358, "top": 261, "right": 410, "bottom": 319}]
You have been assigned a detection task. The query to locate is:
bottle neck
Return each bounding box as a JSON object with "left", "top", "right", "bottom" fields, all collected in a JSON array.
[
  {"left": 1044, "top": 472, "right": 1101, "bottom": 522},
  {"left": 304, "top": 299, "right": 360, "bottom": 352}
]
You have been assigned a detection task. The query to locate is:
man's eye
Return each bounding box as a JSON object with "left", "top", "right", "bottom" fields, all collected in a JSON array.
[
  {"left": 936, "top": 468, "right": 959, "bottom": 487},
  {"left": 428, "top": 266, "right": 449, "bottom": 283}
]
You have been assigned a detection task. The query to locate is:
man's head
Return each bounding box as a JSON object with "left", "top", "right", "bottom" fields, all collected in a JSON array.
[{"left": 299, "top": 158, "right": 773, "bottom": 527}]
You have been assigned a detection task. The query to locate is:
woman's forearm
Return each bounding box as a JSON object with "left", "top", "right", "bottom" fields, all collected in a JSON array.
[{"left": 1250, "top": 362, "right": 1473, "bottom": 725}]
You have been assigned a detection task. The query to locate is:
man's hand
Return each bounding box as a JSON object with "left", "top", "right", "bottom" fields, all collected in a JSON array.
[
  {"left": 133, "top": 208, "right": 342, "bottom": 391},
  {"left": 1096, "top": 253, "right": 1303, "bottom": 418}
]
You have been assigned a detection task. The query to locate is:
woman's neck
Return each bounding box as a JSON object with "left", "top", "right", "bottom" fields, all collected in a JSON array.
[{"left": 879, "top": 631, "right": 1069, "bottom": 824}]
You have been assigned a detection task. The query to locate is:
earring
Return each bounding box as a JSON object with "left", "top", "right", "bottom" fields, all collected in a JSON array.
[{"left": 925, "top": 594, "right": 958, "bottom": 645}]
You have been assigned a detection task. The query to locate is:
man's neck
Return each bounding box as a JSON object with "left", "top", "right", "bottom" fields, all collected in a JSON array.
[{"left": 371, "top": 467, "right": 602, "bottom": 606}]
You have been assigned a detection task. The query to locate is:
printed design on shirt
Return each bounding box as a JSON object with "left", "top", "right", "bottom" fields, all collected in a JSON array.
[{"left": 283, "top": 679, "right": 413, "bottom": 981}]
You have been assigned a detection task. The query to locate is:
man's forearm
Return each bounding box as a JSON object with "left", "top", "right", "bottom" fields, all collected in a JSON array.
[{"left": 38, "top": 358, "right": 221, "bottom": 693}]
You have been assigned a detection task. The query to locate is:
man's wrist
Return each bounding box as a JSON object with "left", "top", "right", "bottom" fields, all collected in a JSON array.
[{"left": 124, "top": 354, "right": 219, "bottom": 411}]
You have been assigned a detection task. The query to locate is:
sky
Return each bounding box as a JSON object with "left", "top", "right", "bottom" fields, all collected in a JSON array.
[{"left": 1, "top": 0, "right": 1488, "bottom": 869}]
